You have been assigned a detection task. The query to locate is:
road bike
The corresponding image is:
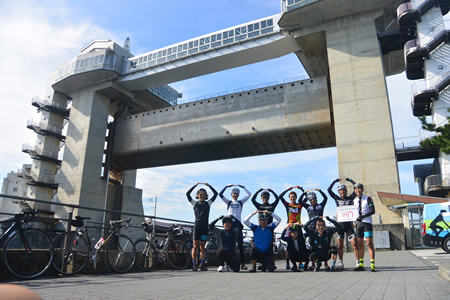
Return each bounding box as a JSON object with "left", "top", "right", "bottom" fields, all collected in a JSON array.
[
  {"left": 0, "top": 209, "right": 54, "bottom": 279},
  {"left": 134, "top": 222, "right": 190, "bottom": 271},
  {"left": 52, "top": 216, "right": 136, "bottom": 275}
]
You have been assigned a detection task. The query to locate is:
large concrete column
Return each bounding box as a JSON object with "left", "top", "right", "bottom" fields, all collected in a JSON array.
[
  {"left": 326, "top": 11, "right": 402, "bottom": 224},
  {"left": 56, "top": 85, "right": 111, "bottom": 221}
]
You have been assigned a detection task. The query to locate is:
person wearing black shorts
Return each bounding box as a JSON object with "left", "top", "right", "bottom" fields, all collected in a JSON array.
[
  {"left": 327, "top": 178, "right": 358, "bottom": 270},
  {"left": 186, "top": 182, "right": 218, "bottom": 271}
]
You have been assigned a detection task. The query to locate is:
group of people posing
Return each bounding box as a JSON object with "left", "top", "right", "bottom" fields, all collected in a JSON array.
[{"left": 186, "top": 178, "right": 376, "bottom": 273}]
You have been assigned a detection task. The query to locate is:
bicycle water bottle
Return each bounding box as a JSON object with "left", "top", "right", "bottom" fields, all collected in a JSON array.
[{"left": 94, "top": 237, "right": 105, "bottom": 249}]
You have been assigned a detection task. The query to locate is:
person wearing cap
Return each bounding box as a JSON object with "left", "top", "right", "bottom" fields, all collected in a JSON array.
[
  {"left": 353, "top": 183, "right": 376, "bottom": 272},
  {"left": 303, "top": 216, "right": 340, "bottom": 272},
  {"left": 209, "top": 215, "right": 243, "bottom": 272},
  {"left": 186, "top": 182, "right": 218, "bottom": 271},
  {"left": 327, "top": 177, "right": 357, "bottom": 270},
  {"left": 219, "top": 184, "right": 252, "bottom": 270},
  {"left": 279, "top": 186, "right": 304, "bottom": 269},
  {"left": 280, "top": 223, "right": 310, "bottom": 272},
  {"left": 251, "top": 188, "right": 280, "bottom": 224},
  {"left": 243, "top": 210, "right": 281, "bottom": 272}
]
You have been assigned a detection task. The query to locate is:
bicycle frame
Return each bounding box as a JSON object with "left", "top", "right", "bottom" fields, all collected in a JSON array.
[{"left": 0, "top": 212, "right": 35, "bottom": 252}]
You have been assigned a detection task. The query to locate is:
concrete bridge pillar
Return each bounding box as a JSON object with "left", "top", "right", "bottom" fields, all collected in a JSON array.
[{"left": 326, "top": 12, "right": 401, "bottom": 224}]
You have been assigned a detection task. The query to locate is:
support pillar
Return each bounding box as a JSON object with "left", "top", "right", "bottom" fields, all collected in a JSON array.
[{"left": 327, "top": 12, "right": 402, "bottom": 224}]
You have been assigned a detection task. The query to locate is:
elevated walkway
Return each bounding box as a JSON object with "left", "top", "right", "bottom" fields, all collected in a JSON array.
[
  {"left": 112, "top": 77, "right": 334, "bottom": 170},
  {"left": 118, "top": 15, "right": 301, "bottom": 91}
]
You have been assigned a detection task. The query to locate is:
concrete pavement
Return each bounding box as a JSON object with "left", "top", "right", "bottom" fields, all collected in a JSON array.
[{"left": 4, "top": 250, "right": 450, "bottom": 300}]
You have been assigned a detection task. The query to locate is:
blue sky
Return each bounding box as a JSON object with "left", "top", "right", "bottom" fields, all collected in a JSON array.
[{"left": 0, "top": 0, "right": 434, "bottom": 226}]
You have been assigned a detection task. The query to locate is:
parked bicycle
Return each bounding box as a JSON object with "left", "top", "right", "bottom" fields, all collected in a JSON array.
[
  {"left": 52, "top": 216, "right": 136, "bottom": 275},
  {"left": 273, "top": 235, "right": 287, "bottom": 260},
  {"left": 134, "top": 222, "right": 190, "bottom": 271},
  {"left": 0, "top": 209, "right": 54, "bottom": 279}
]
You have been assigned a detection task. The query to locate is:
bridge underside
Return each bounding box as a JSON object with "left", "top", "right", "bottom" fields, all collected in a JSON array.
[{"left": 112, "top": 77, "right": 335, "bottom": 170}]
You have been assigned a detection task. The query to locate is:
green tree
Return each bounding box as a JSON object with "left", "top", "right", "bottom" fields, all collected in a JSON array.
[{"left": 418, "top": 115, "right": 450, "bottom": 154}]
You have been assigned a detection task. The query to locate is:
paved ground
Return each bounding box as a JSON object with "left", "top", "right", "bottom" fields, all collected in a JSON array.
[{"left": 2, "top": 250, "right": 450, "bottom": 300}]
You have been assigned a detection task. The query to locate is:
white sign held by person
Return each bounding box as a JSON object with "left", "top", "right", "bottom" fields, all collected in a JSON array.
[{"left": 336, "top": 205, "right": 358, "bottom": 222}]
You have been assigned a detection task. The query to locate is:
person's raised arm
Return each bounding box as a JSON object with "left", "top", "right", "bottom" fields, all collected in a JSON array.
[
  {"left": 186, "top": 183, "right": 198, "bottom": 206},
  {"left": 251, "top": 188, "right": 263, "bottom": 209},
  {"left": 209, "top": 215, "right": 224, "bottom": 231},
  {"left": 279, "top": 187, "right": 292, "bottom": 208},
  {"left": 206, "top": 183, "right": 218, "bottom": 205},
  {"left": 231, "top": 215, "right": 244, "bottom": 231},
  {"left": 298, "top": 191, "right": 310, "bottom": 208},
  {"left": 281, "top": 227, "right": 288, "bottom": 241},
  {"left": 317, "top": 189, "right": 328, "bottom": 207},
  {"left": 303, "top": 216, "right": 318, "bottom": 235},
  {"left": 219, "top": 185, "right": 230, "bottom": 204},
  {"left": 243, "top": 211, "right": 256, "bottom": 229},
  {"left": 268, "top": 189, "right": 280, "bottom": 208},
  {"left": 327, "top": 178, "right": 340, "bottom": 203},
  {"left": 239, "top": 185, "right": 252, "bottom": 204},
  {"left": 271, "top": 212, "right": 281, "bottom": 227},
  {"left": 326, "top": 216, "right": 341, "bottom": 234}
]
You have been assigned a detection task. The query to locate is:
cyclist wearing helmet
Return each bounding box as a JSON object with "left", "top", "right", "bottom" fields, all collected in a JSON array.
[
  {"left": 243, "top": 210, "right": 281, "bottom": 272},
  {"left": 279, "top": 186, "right": 304, "bottom": 269},
  {"left": 304, "top": 216, "right": 340, "bottom": 272},
  {"left": 280, "top": 223, "right": 310, "bottom": 272},
  {"left": 186, "top": 182, "right": 218, "bottom": 271},
  {"left": 251, "top": 188, "right": 280, "bottom": 224},
  {"left": 299, "top": 188, "right": 328, "bottom": 221},
  {"left": 209, "top": 215, "right": 243, "bottom": 272},
  {"left": 219, "top": 184, "right": 252, "bottom": 270},
  {"left": 353, "top": 183, "right": 376, "bottom": 272},
  {"left": 327, "top": 177, "right": 357, "bottom": 270}
]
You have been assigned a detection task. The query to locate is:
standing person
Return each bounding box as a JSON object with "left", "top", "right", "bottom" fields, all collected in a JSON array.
[
  {"left": 251, "top": 188, "right": 280, "bottom": 224},
  {"left": 299, "top": 188, "right": 329, "bottom": 270},
  {"left": 280, "top": 224, "right": 310, "bottom": 272},
  {"left": 219, "top": 184, "right": 252, "bottom": 270},
  {"left": 327, "top": 178, "right": 358, "bottom": 270},
  {"left": 243, "top": 210, "right": 281, "bottom": 273},
  {"left": 186, "top": 182, "right": 218, "bottom": 271},
  {"left": 353, "top": 183, "right": 376, "bottom": 272},
  {"left": 279, "top": 186, "right": 304, "bottom": 269},
  {"left": 209, "top": 215, "right": 243, "bottom": 272},
  {"left": 303, "top": 216, "right": 340, "bottom": 272}
]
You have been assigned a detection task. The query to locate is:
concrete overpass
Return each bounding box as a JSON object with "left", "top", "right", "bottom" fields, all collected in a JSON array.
[{"left": 23, "top": 0, "right": 421, "bottom": 226}]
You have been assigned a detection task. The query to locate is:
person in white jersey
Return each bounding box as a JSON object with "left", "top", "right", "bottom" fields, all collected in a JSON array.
[
  {"left": 353, "top": 183, "right": 376, "bottom": 272},
  {"left": 219, "top": 184, "right": 251, "bottom": 270}
]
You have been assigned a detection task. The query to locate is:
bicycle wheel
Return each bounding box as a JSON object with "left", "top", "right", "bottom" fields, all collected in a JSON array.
[
  {"left": 3, "top": 229, "right": 54, "bottom": 279},
  {"left": 52, "top": 232, "right": 89, "bottom": 275},
  {"left": 279, "top": 243, "right": 287, "bottom": 260},
  {"left": 134, "top": 238, "right": 158, "bottom": 271},
  {"left": 106, "top": 234, "right": 136, "bottom": 273},
  {"left": 165, "top": 240, "right": 190, "bottom": 270}
]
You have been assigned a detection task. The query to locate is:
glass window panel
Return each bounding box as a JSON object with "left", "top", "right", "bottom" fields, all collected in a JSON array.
[
  {"left": 189, "top": 41, "right": 193, "bottom": 49},
  {"left": 183, "top": 43, "right": 187, "bottom": 50},
  {"left": 80, "top": 59, "right": 85, "bottom": 68},
  {"left": 235, "top": 28, "right": 240, "bottom": 35},
  {"left": 168, "top": 48, "right": 172, "bottom": 55},
  {"left": 223, "top": 31, "right": 228, "bottom": 38},
  {"left": 168, "top": 54, "right": 176, "bottom": 60},
  {"left": 254, "top": 23, "right": 259, "bottom": 30},
  {"left": 241, "top": 26, "right": 246, "bottom": 33},
  {"left": 94, "top": 55, "right": 100, "bottom": 65},
  {"left": 205, "top": 37, "right": 210, "bottom": 43},
  {"left": 268, "top": 19, "right": 273, "bottom": 27},
  {"left": 248, "top": 24, "right": 253, "bottom": 32},
  {"left": 211, "top": 35, "right": 216, "bottom": 42},
  {"left": 211, "top": 41, "right": 221, "bottom": 47},
  {"left": 194, "top": 40, "right": 198, "bottom": 47},
  {"left": 200, "top": 45, "right": 209, "bottom": 51},
  {"left": 200, "top": 38, "right": 205, "bottom": 46},
  {"left": 162, "top": 50, "right": 166, "bottom": 56},
  {"left": 229, "top": 30, "right": 234, "bottom": 37},
  {"left": 143, "top": 56, "right": 147, "bottom": 62},
  {"left": 138, "top": 57, "right": 143, "bottom": 64},
  {"left": 178, "top": 45, "right": 183, "bottom": 51},
  {"left": 261, "top": 20, "right": 267, "bottom": 28},
  {"left": 157, "top": 51, "right": 162, "bottom": 58},
  {"left": 223, "top": 38, "right": 233, "bottom": 45},
  {"left": 248, "top": 31, "right": 260, "bottom": 38},
  {"left": 217, "top": 33, "right": 222, "bottom": 40}
]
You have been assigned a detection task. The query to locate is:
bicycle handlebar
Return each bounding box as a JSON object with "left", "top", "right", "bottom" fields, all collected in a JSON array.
[
  {"left": 16, "top": 209, "right": 38, "bottom": 224},
  {"left": 110, "top": 218, "right": 132, "bottom": 229}
]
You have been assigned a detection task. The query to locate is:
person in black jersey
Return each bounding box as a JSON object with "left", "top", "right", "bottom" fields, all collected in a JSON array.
[
  {"left": 299, "top": 188, "right": 329, "bottom": 270},
  {"left": 327, "top": 178, "right": 358, "bottom": 270},
  {"left": 251, "top": 188, "right": 280, "bottom": 224},
  {"left": 304, "top": 216, "right": 340, "bottom": 272},
  {"left": 186, "top": 182, "right": 218, "bottom": 271},
  {"left": 209, "top": 215, "right": 242, "bottom": 272},
  {"left": 280, "top": 224, "right": 310, "bottom": 272}
]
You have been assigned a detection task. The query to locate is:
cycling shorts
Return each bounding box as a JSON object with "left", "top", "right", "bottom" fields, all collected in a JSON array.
[
  {"left": 336, "top": 221, "right": 355, "bottom": 240},
  {"left": 193, "top": 223, "right": 209, "bottom": 241},
  {"left": 356, "top": 222, "right": 373, "bottom": 239}
]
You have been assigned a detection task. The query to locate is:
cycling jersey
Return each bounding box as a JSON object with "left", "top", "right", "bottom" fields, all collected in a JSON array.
[
  {"left": 251, "top": 189, "right": 280, "bottom": 224},
  {"left": 186, "top": 184, "right": 218, "bottom": 230},
  {"left": 327, "top": 179, "right": 356, "bottom": 207},
  {"left": 244, "top": 212, "right": 281, "bottom": 253},
  {"left": 304, "top": 217, "right": 340, "bottom": 255},
  {"left": 219, "top": 186, "right": 251, "bottom": 221},
  {"left": 279, "top": 188, "right": 303, "bottom": 223},
  {"left": 355, "top": 195, "right": 375, "bottom": 224},
  {"left": 299, "top": 190, "right": 328, "bottom": 220},
  {"left": 209, "top": 217, "right": 243, "bottom": 254}
]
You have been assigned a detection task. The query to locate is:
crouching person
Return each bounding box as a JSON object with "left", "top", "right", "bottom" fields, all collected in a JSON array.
[
  {"left": 209, "top": 215, "right": 242, "bottom": 272},
  {"left": 281, "top": 223, "right": 310, "bottom": 272},
  {"left": 304, "top": 216, "right": 340, "bottom": 271},
  {"left": 244, "top": 210, "right": 281, "bottom": 272}
]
